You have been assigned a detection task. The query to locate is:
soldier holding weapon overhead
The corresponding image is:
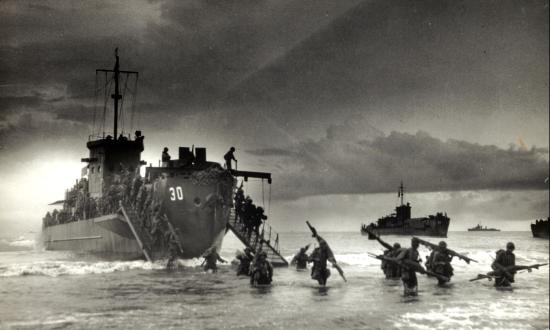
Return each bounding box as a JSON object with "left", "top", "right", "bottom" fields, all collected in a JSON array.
[{"left": 306, "top": 221, "right": 346, "bottom": 286}]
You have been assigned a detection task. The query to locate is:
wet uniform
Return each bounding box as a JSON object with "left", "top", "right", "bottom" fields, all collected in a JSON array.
[
  {"left": 426, "top": 250, "right": 454, "bottom": 283},
  {"left": 397, "top": 247, "right": 420, "bottom": 294},
  {"left": 491, "top": 249, "right": 516, "bottom": 287},
  {"left": 309, "top": 246, "right": 331, "bottom": 285},
  {"left": 236, "top": 251, "right": 254, "bottom": 276},
  {"left": 292, "top": 250, "right": 309, "bottom": 270},
  {"left": 250, "top": 254, "right": 273, "bottom": 285}
]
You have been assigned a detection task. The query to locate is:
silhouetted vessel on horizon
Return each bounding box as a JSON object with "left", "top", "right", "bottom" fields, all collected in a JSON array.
[
  {"left": 531, "top": 218, "right": 549, "bottom": 239},
  {"left": 467, "top": 224, "right": 500, "bottom": 232},
  {"left": 361, "top": 182, "right": 450, "bottom": 239}
]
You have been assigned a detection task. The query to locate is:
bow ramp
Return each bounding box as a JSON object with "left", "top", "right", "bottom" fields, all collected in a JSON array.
[
  {"left": 119, "top": 203, "right": 153, "bottom": 262},
  {"left": 226, "top": 209, "right": 289, "bottom": 267}
]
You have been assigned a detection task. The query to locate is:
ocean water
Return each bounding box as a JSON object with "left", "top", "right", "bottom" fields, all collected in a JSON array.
[{"left": 0, "top": 231, "right": 548, "bottom": 330}]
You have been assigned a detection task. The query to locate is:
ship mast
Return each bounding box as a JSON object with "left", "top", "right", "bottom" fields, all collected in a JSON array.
[
  {"left": 398, "top": 181, "right": 404, "bottom": 206},
  {"left": 112, "top": 48, "right": 121, "bottom": 138},
  {"left": 96, "top": 48, "right": 138, "bottom": 139}
]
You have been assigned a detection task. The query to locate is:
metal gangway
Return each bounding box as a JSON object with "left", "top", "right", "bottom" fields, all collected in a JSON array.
[{"left": 226, "top": 208, "right": 288, "bottom": 267}]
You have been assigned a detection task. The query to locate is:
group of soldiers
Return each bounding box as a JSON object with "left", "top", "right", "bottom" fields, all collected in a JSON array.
[
  {"left": 201, "top": 245, "right": 274, "bottom": 286},
  {"left": 366, "top": 228, "right": 546, "bottom": 296},
  {"left": 42, "top": 178, "right": 98, "bottom": 226},
  {"left": 42, "top": 162, "right": 177, "bottom": 258},
  {"left": 199, "top": 221, "right": 345, "bottom": 288},
  {"left": 234, "top": 186, "right": 268, "bottom": 239}
]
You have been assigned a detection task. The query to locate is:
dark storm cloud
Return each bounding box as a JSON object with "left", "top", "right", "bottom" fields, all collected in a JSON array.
[
  {"left": 1, "top": 0, "right": 363, "bottom": 136},
  {"left": 247, "top": 129, "right": 549, "bottom": 199},
  {"left": 0, "top": 0, "right": 547, "bottom": 189},
  {"left": 225, "top": 0, "right": 549, "bottom": 123}
]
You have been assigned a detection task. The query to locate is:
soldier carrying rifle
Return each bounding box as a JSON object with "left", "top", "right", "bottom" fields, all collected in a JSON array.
[
  {"left": 306, "top": 221, "right": 346, "bottom": 286},
  {"left": 470, "top": 242, "right": 547, "bottom": 287},
  {"left": 365, "top": 227, "right": 403, "bottom": 279},
  {"left": 415, "top": 237, "right": 477, "bottom": 285}
]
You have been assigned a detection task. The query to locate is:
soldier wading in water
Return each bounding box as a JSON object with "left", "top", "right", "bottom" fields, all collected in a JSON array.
[
  {"left": 425, "top": 241, "right": 454, "bottom": 285},
  {"left": 202, "top": 247, "right": 227, "bottom": 273},
  {"left": 250, "top": 251, "right": 273, "bottom": 285},
  {"left": 306, "top": 221, "right": 346, "bottom": 286},
  {"left": 395, "top": 237, "right": 422, "bottom": 296}
]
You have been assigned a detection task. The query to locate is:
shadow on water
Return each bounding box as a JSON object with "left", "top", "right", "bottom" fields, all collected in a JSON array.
[
  {"left": 250, "top": 284, "right": 272, "bottom": 295},
  {"left": 316, "top": 286, "right": 330, "bottom": 296}
]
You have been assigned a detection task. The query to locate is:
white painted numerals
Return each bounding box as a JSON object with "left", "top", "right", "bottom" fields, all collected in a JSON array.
[{"left": 169, "top": 186, "right": 184, "bottom": 201}]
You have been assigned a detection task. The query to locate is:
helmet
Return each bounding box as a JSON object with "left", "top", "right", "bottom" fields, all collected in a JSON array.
[
  {"left": 393, "top": 243, "right": 401, "bottom": 249},
  {"left": 230, "top": 147, "right": 235, "bottom": 152},
  {"left": 163, "top": 147, "right": 169, "bottom": 151},
  {"left": 438, "top": 241, "right": 447, "bottom": 249},
  {"left": 506, "top": 242, "right": 515, "bottom": 251}
]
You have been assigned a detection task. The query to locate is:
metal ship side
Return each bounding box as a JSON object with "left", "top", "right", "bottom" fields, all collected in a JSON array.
[{"left": 361, "top": 182, "right": 450, "bottom": 239}]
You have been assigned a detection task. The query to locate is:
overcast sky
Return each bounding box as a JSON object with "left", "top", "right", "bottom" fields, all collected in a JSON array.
[{"left": 0, "top": 0, "right": 548, "bottom": 235}]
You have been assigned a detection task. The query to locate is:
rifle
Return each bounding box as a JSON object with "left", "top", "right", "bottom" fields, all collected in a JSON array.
[
  {"left": 513, "top": 263, "right": 548, "bottom": 272},
  {"left": 306, "top": 221, "right": 347, "bottom": 282},
  {"left": 364, "top": 227, "right": 393, "bottom": 251},
  {"left": 368, "top": 253, "right": 449, "bottom": 283},
  {"left": 469, "top": 273, "right": 496, "bottom": 282},
  {"left": 414, "top": 237, "right": 477, "bottom": 264},
  {"left": 470, "top": 263, "right": 547, "bottom": 282}
]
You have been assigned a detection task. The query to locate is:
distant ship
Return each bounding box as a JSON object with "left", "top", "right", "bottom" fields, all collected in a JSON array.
[
  {"left": 41, "top": 50, "right": 285, "bottom": 264},
  {"left": 361, "top": 182, "right": 450, "bottom": 239},
  {"left": 467, "top": 224, "right": 500, "bottom": 232},
  {"left": 531, "top": 218, "right": 549, "bottom": 239}
]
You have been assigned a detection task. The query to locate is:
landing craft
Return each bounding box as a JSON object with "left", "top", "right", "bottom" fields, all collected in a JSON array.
[
  {"left": 360, "top": 182, "right": 450, "bottom": 238},
  {"left": 41, "top": 50, "right": 288, "bottom": 266}
]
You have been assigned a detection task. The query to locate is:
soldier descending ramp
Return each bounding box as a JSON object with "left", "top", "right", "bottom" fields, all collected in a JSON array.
[
  {"left": 227, "top": 208, "right": 288, "bottom": 267},
  {"left": 225, "top": 175, "right": 288, "bottom": 267}
]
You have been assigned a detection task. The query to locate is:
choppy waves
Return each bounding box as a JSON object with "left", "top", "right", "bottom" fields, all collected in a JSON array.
[{"left": 0, "top": 258, "right": 208, "bottom": 277}]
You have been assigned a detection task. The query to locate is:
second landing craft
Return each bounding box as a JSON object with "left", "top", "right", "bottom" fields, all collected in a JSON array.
[{"left": 361, "top": 182, "right": 450, "bottom": 239}]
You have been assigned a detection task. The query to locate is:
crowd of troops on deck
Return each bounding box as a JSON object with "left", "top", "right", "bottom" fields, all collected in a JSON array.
[{"left": 42, "top": 163, "right": 178, "bottom": 255}]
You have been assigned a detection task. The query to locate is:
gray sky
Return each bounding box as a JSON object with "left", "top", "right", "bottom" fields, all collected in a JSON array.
[{"left": 0, "top": 0, "right": 548, "bottom": 235}]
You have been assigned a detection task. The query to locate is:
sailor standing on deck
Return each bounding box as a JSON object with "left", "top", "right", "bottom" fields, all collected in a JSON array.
[
  {"left": 162, "top": 147, "right": 171, "bottom": 167},
  {"left": 224, "top": 147, "right": 237, "bottom": 171}
]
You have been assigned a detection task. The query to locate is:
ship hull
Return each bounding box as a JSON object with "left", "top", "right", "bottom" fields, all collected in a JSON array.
[
  {"left": 43, "top": 214, "right": 143, "bottom": 259},
  {"left": 467, "top": 229, "right": 500, "bottom": 232},
  {"left": 155, "top": 172, "right": 233, "bottom": 258},
  {"left": 531, "top": 222, "right": 549, "bottom": 239},
  {"left": 43, "top": 166, "right": 235, "bottom": 260},
  {"left": 363, "top": 216, "right": 450, "bottom": 239}
]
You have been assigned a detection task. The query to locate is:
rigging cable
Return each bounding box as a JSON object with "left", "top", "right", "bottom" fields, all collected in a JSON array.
[
  {"left": 268, "top": 183, "right": 271, "bottom": 217},
  {"left": 119, "top": 73, "right": 130, "bottom": 135},
  {"left": 130, "top": 73, "right": 138, "bottom": 132},
  {"left": 92, "top": 72, "right": 98, "bottom": 138},
  {"left": 262, "top": 179, "right": 265, "bottom": 207},
  {"left": 101, "top": 72, "right": 109, "bottom": 136}
]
